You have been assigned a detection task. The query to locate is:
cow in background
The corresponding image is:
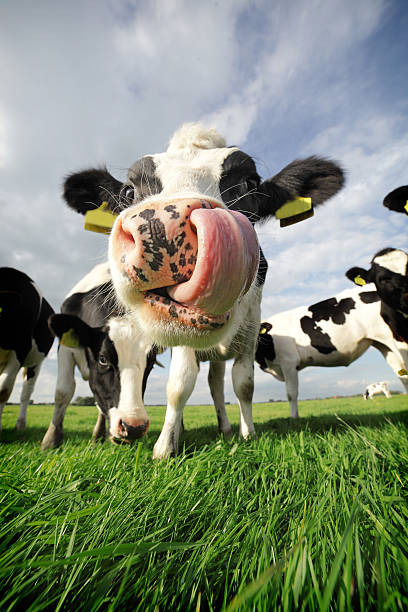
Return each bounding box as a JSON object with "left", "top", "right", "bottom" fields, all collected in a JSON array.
[
  {"left": 62, "top": 123, "right": 344, "bottom": 457},
  {"left": 0, "top": 267, "right": 54, "bottom": 432},
  {"left": 364, "top": 382, "right": 391, "bottom": 400},
  {"left": 255, "top": 285, "right": 408, "bottom": 418},
  {"left": 383, "top": 186, "right": 408, "bottom": 216},
  {"left": 41, "top": 263, "right": 158, "bottom": 449}
]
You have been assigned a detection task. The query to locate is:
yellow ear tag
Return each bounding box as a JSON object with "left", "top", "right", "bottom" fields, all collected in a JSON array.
[
  {"left": 354, "top": 275, "right": 366, "bottom": 286},
  {"left": 404, "top": 200, "right": 408, "bottom": 215},
  {"left": 398, "top": 368, "right": 407, "bottom": 376},
  {"left": 60, "top": 328, "right": 80, "bottom": 348},
  {"left": 275, "top": 196, "right": 313, "bottom": 227},
  {"left": 260, "top": 327, "right": 267, "bottom": 334},
  {"left": 84, "top": 201, "right": 117, "bottom": 235}
]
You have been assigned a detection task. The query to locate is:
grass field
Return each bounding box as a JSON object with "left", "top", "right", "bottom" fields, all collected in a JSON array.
[{"left": 0, "top": 396, "right": 407, "bottom": 611}]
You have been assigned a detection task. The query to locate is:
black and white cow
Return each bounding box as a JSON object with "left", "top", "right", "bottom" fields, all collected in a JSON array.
[
  {"left": 346, "top": 248, "right": 408, "bottom": 324},
  {"left": 41, "top": 262, "right": 157, "bottom": 449},
  {"left": 255, "top": 285, "right": 408, "bottom": 417},
  {"left": 0, "top": 267, "right": 54, "bottom": 432},
  {"left": 383, "top": 186, "right": 408, "bottom": 215},
  {"left": 62, "top": 123, "right": 344, "bottom": 457},
  {"left": 363, "top": 381, "right": 391, "bottom": 400}
]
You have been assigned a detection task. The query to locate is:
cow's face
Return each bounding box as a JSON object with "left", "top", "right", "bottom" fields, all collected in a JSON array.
[
  {"left": 49, "top": 314, "right": 154, "bottom": 443},
  {"left": 63, "top": 123, "right": 344, "bottom": 347},
  {"left": 346, "top": 248, "right": 408, "bottom": 316}
]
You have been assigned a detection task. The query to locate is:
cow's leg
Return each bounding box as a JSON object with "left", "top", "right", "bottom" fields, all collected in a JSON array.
[
  {"left": 0, "top": 353, "right": 21, "bottom": 434},
  {"left": 92, "top": 405, "right": 106, "bottom": 441},
  {"left": 231, "top": 354, "right": 256, "bottom": 439},
  {"left": 208, "top": 361, "right": 232, "bottom": 437},
  {"left": 381, "top": 349, "right": 408, "bottom": 393},
  {"left": 153, "top": 347, "right": 199, "bottom": 459},
  {"left": 280, "top": 364, "right": 299, "bottom": 418},
  {"left": 15, "top": 364, "right": 42, "bottom": 429},
  {"left": 41, "top": 346, "right": 76, "bottom": 450}
]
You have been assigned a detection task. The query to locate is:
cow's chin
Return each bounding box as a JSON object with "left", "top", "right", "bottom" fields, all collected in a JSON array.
[{"left": 113, "top": 275, "right": 233, "bottom": 348}]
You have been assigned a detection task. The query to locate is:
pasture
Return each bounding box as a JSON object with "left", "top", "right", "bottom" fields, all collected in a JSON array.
[{"left": 0, "top": 396, "right": 407, "bottom": 611}]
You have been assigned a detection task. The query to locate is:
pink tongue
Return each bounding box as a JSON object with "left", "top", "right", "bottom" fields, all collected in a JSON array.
[{"left": 167, "top": 208, "right": 259, "bottom": 315}]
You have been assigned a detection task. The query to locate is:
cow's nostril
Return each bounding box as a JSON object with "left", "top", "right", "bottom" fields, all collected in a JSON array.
[{"left": 121, "top": 419, "right": 150, "bottom": 440}]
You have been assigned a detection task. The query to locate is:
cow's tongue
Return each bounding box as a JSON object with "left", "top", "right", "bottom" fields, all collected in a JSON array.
[{"left": 167, "top": 208, "right": 259, "bottom": 315}]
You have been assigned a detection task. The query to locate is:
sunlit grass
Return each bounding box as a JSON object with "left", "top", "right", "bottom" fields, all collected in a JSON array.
[{"left": 0, "top": 395, "right": 407, "bottom": 610}]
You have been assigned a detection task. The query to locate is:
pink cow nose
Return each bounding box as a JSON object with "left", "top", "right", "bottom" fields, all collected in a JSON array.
[
  {"left": 114, "top": 198, "right": 214, "bottom": 291},
  {"left": 113, "top": 418, "right": 150, "bottom": 444}
]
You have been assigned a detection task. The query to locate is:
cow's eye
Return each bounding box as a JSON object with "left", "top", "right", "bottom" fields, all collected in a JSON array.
[
  {"left": 98, "top": 355, "right": 108, "bottom": 367},
  {"left": 245, "top": 176, "right": 259, "bottom": 191},
  {"left": 124, "top": 186, "right": 135, "bottom": 200}
]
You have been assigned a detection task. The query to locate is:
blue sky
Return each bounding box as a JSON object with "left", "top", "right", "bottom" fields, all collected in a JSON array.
[{"left": 0, "top": 0, "right": 407, "bottom": 410}]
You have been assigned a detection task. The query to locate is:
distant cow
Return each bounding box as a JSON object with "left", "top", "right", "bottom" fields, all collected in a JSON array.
[
  {"left": 0, "top": 268, "right": 54, "bottom": 432},
  {"left": 383, "top": 186, "right": 408, "bottom": 215},
  {"left": 41, "top": 263, "right": 158, "bottom": 449},
  {"left": 63, "top": 123, "right": 344, "bottom": 457},
  {"left": 255, "top": 285, "right": 408, "bottom": 417},
  {"left": 364, "top": 382, "right": 391, "bottom": 400}
]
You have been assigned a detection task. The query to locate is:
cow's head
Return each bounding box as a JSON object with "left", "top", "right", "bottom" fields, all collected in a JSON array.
[
  {"left": 48, "top": 313, "right": 156, "bottom": 443},
  {"left": 383, "top": 186, "right": 408, "bottom": 215},
  {"left": 63, "top": 123, "right": 344, "bottom": 348},
  {"left": 346, "top": 248, "right": 408, "bottom": 316}
]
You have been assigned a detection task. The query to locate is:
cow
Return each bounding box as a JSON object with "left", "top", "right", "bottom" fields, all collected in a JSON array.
[
  {"left": 363, "top": 381, "right": 391, "bottom": 400},
  {"left": 41, "top": 262, "right": 158, "bottom": 449},
  {"left": 0, "top": 267, "right": 54, "bottom": 432},
  {"left": 345, "top": 248, "right": 408, "bottom": 323},
  {"left": 62, "top": 122, "right": 344, "bottom": 457},
  {"left": 383, "top": 186, "right": 408, "bottom": 215},
  {"left": 255, "top": 285, "right": 408, "bottom": 418}
]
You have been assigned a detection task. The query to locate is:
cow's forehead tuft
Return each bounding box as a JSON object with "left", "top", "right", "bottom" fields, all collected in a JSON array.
[
  {"left": 374, "top": 249, "right": 408, "bottom": 276},
  {"left": 167, "top": 122, "right": 227, "bottom": 153}
]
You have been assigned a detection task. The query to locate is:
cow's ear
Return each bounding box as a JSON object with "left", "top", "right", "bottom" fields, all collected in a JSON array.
[
  {"left": 260, "top": 321, "right": 272, "bottom": 334},
  {"left": 383, "top": 185, "right": 408, "bottom": 215},
  {"left": 258, "top": 156, "right": 345, "bottom": 226},
  {"left": 345, "top": 267, "right": 369, "bottom": 286},
  {"left": 63, "top": 167, "right": 123, "bottom": 215},
  {"left": 48, "top": 314, "right": 97, "bottom": 348}
]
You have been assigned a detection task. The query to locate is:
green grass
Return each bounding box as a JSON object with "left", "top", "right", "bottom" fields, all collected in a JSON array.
[{"left": 0, "top": 396, "right": 407, "bottom": 611}]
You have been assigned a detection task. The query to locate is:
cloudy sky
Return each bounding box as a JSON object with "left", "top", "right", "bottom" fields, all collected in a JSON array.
[{"left": 1, "top": 0, "right": 407, "bottom": 411}]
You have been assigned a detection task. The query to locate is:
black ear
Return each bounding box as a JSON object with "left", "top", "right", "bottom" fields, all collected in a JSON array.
[
  {"left": 345, "top": 267, "right": 369, "bottom": 286},
  {"left": 383, "top": 186, "right": 408, "bottom": 214},
  {"left": 258, "top": 156, "right": 345, "bottom": 224},
  {"left": 63, "top": 167, "right": 123, "bottom": 215},
  {"left": 48, "top": 313, "right": 98, "bottom": 348}
]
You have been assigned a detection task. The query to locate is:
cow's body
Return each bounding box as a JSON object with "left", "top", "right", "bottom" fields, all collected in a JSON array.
[
  {"left": 41, "top": 263, "right": 157, "bottom": 449},
  {"left": 256, "top": 285, "right": 408, "bottom": 417},
  {"left": 364, "top": 381, "right": 391, "bottom": 400},
  {"left": 0, "top": 267, "right": 54, "bottom": 431},
  {"left": 63, "top": 123, "right": 344, "bottom": 456}
]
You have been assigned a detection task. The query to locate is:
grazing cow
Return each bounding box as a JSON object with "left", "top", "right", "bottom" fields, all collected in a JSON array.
[
  {"left": 41, "top": 262, "right": 158, "bottom": 449},
  {"left": 363, "top": 381, "right": 391, "bottom": 400},
  {"left": 255, "top": 285, "right": 408, "bottom": 417},
  {"left": 62, "top": 123, "right": 344, "bottom": 457},
  {"left": 383, "top": 186, "right": 408, "bottom": 215},
  {"left": 0, "top": 267, "right": 54, "bottom": 432}
]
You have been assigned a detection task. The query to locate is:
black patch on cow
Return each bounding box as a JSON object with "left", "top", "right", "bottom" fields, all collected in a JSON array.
[
  {"left": 126, "top": 156, "right": 162, "bottom": 205},
  {"left": 165, "top": 205, "right": 180, "bottom": 219},
  {"left": 63, "top": 167, "right": 124, "bottom": 214},
  {"left": 255, "top": 322, "right": 276, "bottom": 369},
  {"left": 219, "top": 150, "right": 261, "bottom": 222},
  {"left": 383, "top": 185, "right": 408, "bottom": 214},
  {"left": 0, "top": 267, "right": 54, "bottom": 366},
  {"left": 299, "top": 296, "right": 355, "bottom": 355},
  {"left": 379, "top": 301, "right": 408, "bottom": 344},
  {"left": 257, "top": 248, "right": 268, "bottom": 286},
  {"left": 133, "top": 267, "right": 149, "bottom": 283},
  {"left": 138, "top": 209, "right": 156, "bottom": 221},
  {"left": 359, "top": 291, "right": 380, "bottom": 304},
  {"left": 300, "top": 317, "right": 337, "bottom": 354},
  {"left": 307, "top": 297, "right": 356, "bottom": 324}
]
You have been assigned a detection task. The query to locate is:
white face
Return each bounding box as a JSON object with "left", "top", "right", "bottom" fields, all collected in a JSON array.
[
  {"left": 374, "top": 250, "right": 408, "bottom": 276},
  {"left": 108, "top": 137, "right": 260, "bottom": 349},
  {"left": 106, "top": 317, "right": 151, "bottom": 442}
]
